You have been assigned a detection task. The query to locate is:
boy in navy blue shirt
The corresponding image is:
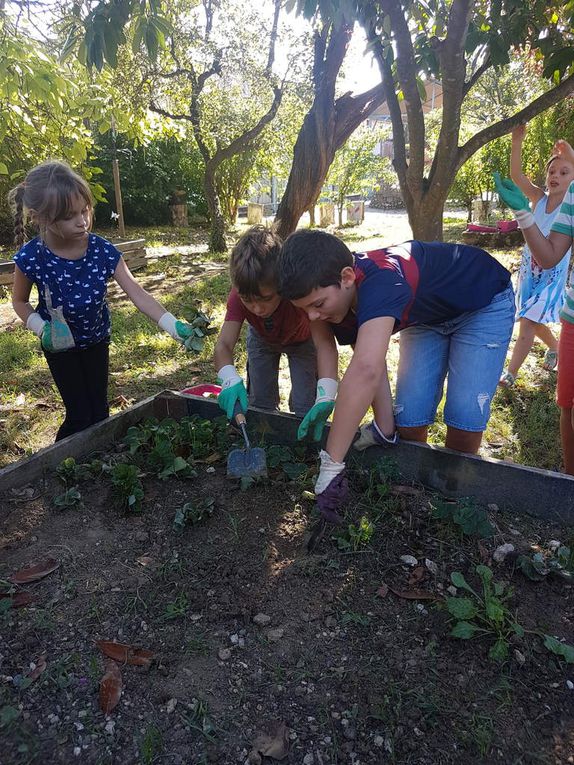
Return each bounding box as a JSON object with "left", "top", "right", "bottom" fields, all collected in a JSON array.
[{"left": 278, "top": 230, "right": 514, "bottom": 523}]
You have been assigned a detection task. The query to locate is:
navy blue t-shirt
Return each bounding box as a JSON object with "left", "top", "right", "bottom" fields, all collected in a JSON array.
[{"left": 14, "top": 235, "right": 122, "bottom": 348}]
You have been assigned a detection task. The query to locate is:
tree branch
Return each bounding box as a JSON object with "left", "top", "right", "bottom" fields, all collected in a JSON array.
[{"left": 457, "top": 73, "right": 574, "bottom": 171}]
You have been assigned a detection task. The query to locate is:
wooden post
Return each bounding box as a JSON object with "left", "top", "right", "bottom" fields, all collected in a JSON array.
[{"left": 112, "top": 158, "right": 126, "bottom": 239}]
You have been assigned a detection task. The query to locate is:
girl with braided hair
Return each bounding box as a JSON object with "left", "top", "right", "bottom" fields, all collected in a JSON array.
[{"left": 10, "top": 160, "right": 196, "bottom": 441}]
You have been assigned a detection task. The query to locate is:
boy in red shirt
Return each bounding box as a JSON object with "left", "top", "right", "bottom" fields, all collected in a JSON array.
[{"left": 214, "top": 226, "right": 318, "bottom": 419}]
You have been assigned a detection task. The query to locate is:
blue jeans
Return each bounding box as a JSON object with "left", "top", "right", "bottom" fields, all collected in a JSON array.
[
  {"left": 394, "top": 284, "right": 514, "bottom": 432},
  {"left": 246, "top": 327, "right": 317, "bottom": 417}
]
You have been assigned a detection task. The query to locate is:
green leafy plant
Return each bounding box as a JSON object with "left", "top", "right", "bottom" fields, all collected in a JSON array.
[
  {"left": 446, "top": 565, "right": 523, "bottom": 661},
  {"left": 139, "top": 724, "right": 163, "bottom": 765},
  {"left": 431, "top": 497, "right": 494, "bottom": 538},
  {"left": 163, "top": 591, "right": 188, "bottom": 621},
  {"left": 517, "top": 544, "right": 573, "bottom": 581},
  {"left": 56, "top": 457, "right": 81, "bottom": 485},
  {"left": 353, "top": 457, "right": 401, "bottom": 510},
  {"left": 543, "top": 635, "right": 574, "bottom": 663},
  {"left": 53, "top": 486, "right": 82, "bottom": 508},
  {"left": 173, "top": 497, "right": 215, "bottom": 532},
  {"left": 336, "top": 515, "right": 375, "bottom": 552},
  {"left": 178, "top": 309, "right": 218, "bottom": 353},
  {"left": 265, "top": 443, "right": 310, "bottom": 482},
  {"left": 111, "top": 463, "right": 144, "bottom": 513}
]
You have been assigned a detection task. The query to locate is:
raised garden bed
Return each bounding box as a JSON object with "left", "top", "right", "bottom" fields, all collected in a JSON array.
[{"left": 0, "top": 393, "right": 573, "bottom": 764}]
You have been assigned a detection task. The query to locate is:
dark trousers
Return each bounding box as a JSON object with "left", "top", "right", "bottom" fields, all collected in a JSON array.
[{"left": 44, "top": 339, "right": 110, "bottom": 441}]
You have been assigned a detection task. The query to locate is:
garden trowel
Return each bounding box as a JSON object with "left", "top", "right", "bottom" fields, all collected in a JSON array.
[{"left": 226, "top": 403, "right": 267, "bottom": 479}]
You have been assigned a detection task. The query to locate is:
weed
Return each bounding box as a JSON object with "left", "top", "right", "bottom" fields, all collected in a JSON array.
[
  {"left": 445, "top": 565, "right": 523, "bottom": 661},
  {"left": 173, "top": 497, "right": 215, "bottom": 533},
  {"left": 158, "top": 553, "right": 186, "bottom": 581},
  {"left": 186, "top": 631, "right": 210, "bottom": 656},
  {"left": 353, "top": 457, "right": 401, "bottom": 511},
  {"left": 179, "top": 698, "right": 216, "bottom": 742},
  {"left": 226, "top": 513, "right": 243, "bottom": 540},
  {"left": 163, "top": 591, "right": 188, "bottom": 621},
  {"left": 341, "top": 610, "right": 371, "bottom": 627},
  {"left": 336, "top": 515, "right": 375, "bottom": 551},
  {"left": 265, "top": 443, "right": 312, "bottom": 482},
  {"left": 517, "top": 543, "right": 573, "bottom": 581},
  {"left": 139, "top": 724, "right": 163, "bottom": 765},
  {"left": 56, "top": 457, "right": 81, "bottom": 485},
  {"left": 111, "top": 462, "right": 144, "bottom": 512},
  {"left": 53, "top": 486, "right": 82, "bottom": 509},
  {"left": 431, "top": 497, "right": 494, "bottom": 538}
]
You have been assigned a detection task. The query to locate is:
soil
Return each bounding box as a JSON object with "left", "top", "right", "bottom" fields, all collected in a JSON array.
[{"left": 1, "top": 420, "right": 573, "bottom": 765}]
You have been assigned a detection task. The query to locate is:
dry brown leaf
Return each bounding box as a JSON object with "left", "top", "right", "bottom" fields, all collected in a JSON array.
[
  {"left": 250, "top": 720, "right": 289, "bottom": 761},
  {"left": 388, "top": 586, "right": 440, "bottom": 601},
  {"left": 9, "top": 558, "right": 59, "bottom": 584},
  {"left": 391, "top": 484, "right": 421, "bottom": 497},
  {"left": 99, "top": 659, "right": 122, "bottom": 714},
  {"left": 26, "top": 654, "right": 47, "bottom": 682},
  {"left": 136, "top": 555, "right": 155, "bottom": 568},
  {"left": 200, "top": 452, "right": 221, "bottom": 464},
  {"left": 408, "top": 566, "right": 428, "bottom": 586},
  {"left": 0, "top": 591, "right": 38, "bottom": 608},
  {"left": 478, "top": 540, "right": 491, "bottom": 564},
  {"left": 376, "top": 583, "right": 389, "bottom": 598},
  {"left": 96, "top": 640, "right": 153, "bottom": 667}
]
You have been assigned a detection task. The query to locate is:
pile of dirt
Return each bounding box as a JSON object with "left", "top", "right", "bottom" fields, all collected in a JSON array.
[{"left": 0, "top": 422, "right": 573, "bottom": 764}]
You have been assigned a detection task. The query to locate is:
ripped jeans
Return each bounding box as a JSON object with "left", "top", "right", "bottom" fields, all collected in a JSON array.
[{"left": 394, "top": 284, "right": 514, "bottom": 432}]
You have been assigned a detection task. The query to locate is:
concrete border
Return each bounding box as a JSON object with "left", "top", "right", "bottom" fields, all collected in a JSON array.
[{"left": 1, "top": 390, "right": 573, "bottom": 525}]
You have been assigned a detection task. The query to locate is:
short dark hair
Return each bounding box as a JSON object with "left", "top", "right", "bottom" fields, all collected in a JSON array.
[
  {"left": 278, "top": 230, "right": 353, "bottom": 300},
  {"left": 229, "top": 225, "right": 282, "bottom": 297}
]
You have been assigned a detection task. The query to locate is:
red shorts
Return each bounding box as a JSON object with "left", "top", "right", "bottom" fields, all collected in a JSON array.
[{"left": 557, "top": 320, "right": 574, "bottom": 408}]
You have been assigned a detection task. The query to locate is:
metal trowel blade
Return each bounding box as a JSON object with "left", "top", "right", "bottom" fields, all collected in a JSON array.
[{"left": 226, "top": 446, "right": 268, "bottom": 478}]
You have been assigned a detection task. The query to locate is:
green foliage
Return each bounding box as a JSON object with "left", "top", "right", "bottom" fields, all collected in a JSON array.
[
  {"left": 173, "top": 497, "right": 215, "bottom": 532},
  {"left": 53, "top": 487, "right": 82, "bottom": 508},
  {"left": 265, "top": 444, "right": 310, "bottom": 482},
  {"left": 543, "top": 635, "right": 574, "bottom": 664},
  {"left": 517, "top": 545, "right": 573, "bottom": 582},
  {"left": 336, "top": 515, "right": 375, "bottom": 552},
  {"left": 139, "top": 724, "right": 163, "bottom": 765},
  {"left": 446, "top": 566, "right": 523, "bottom": 662},
  {"left": 431, "top": 497, "right": 495, "bottom": 538},
  {"left": 162, "top": 591, "right": 188, "bottom": 621},
  {"left": 326, "top": 126, "right": 390, "bottom": 221},
  {"left": 93, "top": 135, "right": 208, "bottom": 226},
  {"left": 110, "top": 463, "right": 144, "bottom": 512},
  {"left": 56, "top": 457, "right": 81, "bottom": 485}
]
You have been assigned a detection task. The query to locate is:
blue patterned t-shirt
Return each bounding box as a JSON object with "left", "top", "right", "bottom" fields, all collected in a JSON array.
[{"left": 13, "top": 234, "right": 122, "bottom": 348}]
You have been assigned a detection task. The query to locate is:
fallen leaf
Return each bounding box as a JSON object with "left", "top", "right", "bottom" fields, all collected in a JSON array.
[
  {"left": 478, "top": 540, "right": 491, "bottom": 564},
  {"left": 408, "top": 566, "right": 427, "bottom": 586},
  {"left": 391, "top": 484, "right": 421, "bottom": 497},
  {"left": 0, "top": 591, "right": 37, "bottom": 608},
  {"left": 136, "top": 555, "right": 155, "bottom": 568},
  {"left": 250, "top": 720, "right": 289, "bottom": 761},
  {"left": 9, "top": 558, "right": 59, "bottom": 584},
  {"left": 99, "top": 659, "right": 122, "bottom": 714},
  {"left": 96, "top": 640, "right": 153, "bottom": 667},
  {"left": 388, "top": 586, "right": 440, "bottom": 601},
  {"left": 26, "top": 654, "right": 47, "bottom": 682},
  {"left": 376, "top": 583, "right": 389, "bottom": 598},
  {"left": 200, "top": 452, "right": 221, "bottom": 464}
]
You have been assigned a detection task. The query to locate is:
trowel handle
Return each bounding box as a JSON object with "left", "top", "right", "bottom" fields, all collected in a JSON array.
[{"left": 232, "top": 400, "right": 246, "bottom": 427}]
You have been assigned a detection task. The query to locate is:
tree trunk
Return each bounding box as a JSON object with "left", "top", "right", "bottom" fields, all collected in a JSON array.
[
  {"left": 406, "top": 187, "right": 451, "bottom": 241},
  {"left": 308, "top": 204, "right": 316, "bottom": 226},
  {"left": 338, "top": 202, "right": 344, "bottom": 226},
  {"left": 204, "top": 169, "right": 227, "bottom": 252}
]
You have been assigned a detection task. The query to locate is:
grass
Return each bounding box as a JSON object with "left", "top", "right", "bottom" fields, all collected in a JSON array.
[{"left": 0, "top": 216, "right": 564, "bottom": 472}]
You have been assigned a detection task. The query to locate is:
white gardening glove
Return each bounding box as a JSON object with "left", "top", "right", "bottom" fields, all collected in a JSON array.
[
  {"left": 315, "top": 449, "right": 346, "bottom": 494},
  {"left": 26, "top": 312, "right": 47, "bottom": 338}
]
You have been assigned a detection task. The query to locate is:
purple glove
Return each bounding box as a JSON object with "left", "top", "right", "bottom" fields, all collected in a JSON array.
[{"left": 316, "top": 470, "right": 349, "bottom": 524}]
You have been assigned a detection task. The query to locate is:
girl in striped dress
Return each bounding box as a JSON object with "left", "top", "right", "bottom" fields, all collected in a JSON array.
[
  {"left": 499, "top": 125, "right": 574, "bottom": 388},
  {"left": 495, "top": 138, "right": 574, "bottom": 475}
]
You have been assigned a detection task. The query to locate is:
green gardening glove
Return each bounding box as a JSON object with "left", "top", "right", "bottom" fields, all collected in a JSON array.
[
  {"left": 297, "top": 400, "right": 335, "bottom": 441},
  {"left": 493, "top": 172, "right": 530, "bottom": 211},
  {"left": 41, "top": 322, "right": 60, "bottom": 353},
  {"left": 216, "top": 365, "right": 248, "bottom": 419},
  {"left": 218, "top": 381, "right": 248, "bottom": 420}
]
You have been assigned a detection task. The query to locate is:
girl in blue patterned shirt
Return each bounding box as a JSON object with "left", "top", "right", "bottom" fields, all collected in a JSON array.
[{"left": 11, "top": 160, "right": 194, "bottom": 441}]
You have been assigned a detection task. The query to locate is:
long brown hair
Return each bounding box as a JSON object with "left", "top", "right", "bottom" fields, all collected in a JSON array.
[{"left": 8, "top": 160, "right": 93, "bottom": 247}]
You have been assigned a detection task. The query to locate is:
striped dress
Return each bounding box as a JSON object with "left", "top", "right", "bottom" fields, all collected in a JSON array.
[
  {"left": 551, "top": 182, "right": 574, "bottom": 324},
  {"left": 516, "top": 195, "right": 571, "bottom": 323}
]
